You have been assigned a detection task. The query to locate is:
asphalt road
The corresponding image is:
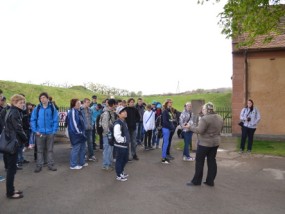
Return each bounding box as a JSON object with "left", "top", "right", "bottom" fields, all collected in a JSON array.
[{"left": 0, "top": 136, "right": 284, "bottom": 214}]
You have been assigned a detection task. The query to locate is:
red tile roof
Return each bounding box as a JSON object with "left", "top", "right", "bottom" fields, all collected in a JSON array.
[{"left": 233, "top": 15, "right": 285, "bottom": 51}]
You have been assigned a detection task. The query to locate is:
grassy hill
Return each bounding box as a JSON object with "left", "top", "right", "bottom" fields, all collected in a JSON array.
[{"left": 0, "top": 80, "right": 231, "bottom": 110}]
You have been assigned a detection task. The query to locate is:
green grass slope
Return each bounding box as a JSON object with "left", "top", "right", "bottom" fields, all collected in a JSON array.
[
  {"left": 141, "top": 93, "right": 232, "bottom": 111},
  {"left": 0, "top": 80, "right": 96, "bottom": 106},
  {"left": 0, "top": 80, "right": 231, "bottom": 109}
]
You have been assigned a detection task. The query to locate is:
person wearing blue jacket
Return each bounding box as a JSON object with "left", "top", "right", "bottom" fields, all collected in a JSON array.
[
  {"left": 161, "top": 99, "right": 175, "bottom": 164},
  {"left": 68, "top": 99, "right": 87, "bottom": 170},
  {"left": 30, "top": 92, "right": 58, "bottom": 173}
]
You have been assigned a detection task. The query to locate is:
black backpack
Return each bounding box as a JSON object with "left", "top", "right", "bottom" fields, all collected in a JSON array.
[{"left": 96, "top": 112, "right": 103, "bottom": 135}]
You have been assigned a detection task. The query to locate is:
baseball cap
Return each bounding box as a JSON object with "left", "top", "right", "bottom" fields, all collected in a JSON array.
[{"left": 116, "top": 106, "right": 126, "bottom": 115}]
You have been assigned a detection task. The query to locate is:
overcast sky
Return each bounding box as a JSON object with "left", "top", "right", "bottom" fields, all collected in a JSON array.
[{"left": 0, "top": 0, "right": 232, "bottom": 95}]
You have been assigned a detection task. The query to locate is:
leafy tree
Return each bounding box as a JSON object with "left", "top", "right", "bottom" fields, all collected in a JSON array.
[{"left": 199, "top": 0, "right": 285, "bottom": 46}]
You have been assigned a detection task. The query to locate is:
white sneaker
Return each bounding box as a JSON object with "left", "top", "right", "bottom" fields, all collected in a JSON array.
[
  {"left": 88, "top": 156, "right": 97, "bottom": 161},
  {"left": 121, "top": 172, "right": 129, "bottom": 178},
  {"left": 116, "top": 176, "right": 127, "bottom": 181},
  {"left": 82, "top": 163, "right": 88, "bottom": 167},
  {"left": 70, "top": 166, "right": 82, "bottom": 170},
  {"left": 184, "top": 157, "right": 195, "bottom": 162}
]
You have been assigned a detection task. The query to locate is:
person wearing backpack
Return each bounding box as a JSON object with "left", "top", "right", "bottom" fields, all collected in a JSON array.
[
  {"left": 91, "top": 103, "right": 103, "bottom": 150},
  {"left": 81, "top": 98, "right": 96, "bottom": 161},
  {"left": 100, "top": 99, "right": 116, "bottom": 171},
  {"left": 113, "top": 106, "right": 130, "bottom": 181},
  {"left": 30, "top": 92, "right": 59, "bottom": 173}
]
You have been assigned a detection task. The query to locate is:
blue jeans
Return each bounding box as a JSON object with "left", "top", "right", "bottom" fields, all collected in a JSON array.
[
  {"left": 183, "top": 131, "right": 193, "bottom": 158},
  {"left": 152, "top": 128, "right": 161, "bottom": 146},
  {"left": 162, "top": 128, "right": 170, "bottom": 158},
  {"left": 102, "top": 136, "right": 113, "bottom": 167},
  {"left": 70, "top": 141, "right": 86, "bottom": 167},
  {"left": 85, "top": 130, "right": 94, "bottom": 158},
  {"left": 136, "top": 122, "right": 144, "bottom": 143},
  {"left": 17, "top": 144, "right": 24, "bottom": 163},
  {"left": 115, "top": 147, "right": 129, "bottom": 177}
]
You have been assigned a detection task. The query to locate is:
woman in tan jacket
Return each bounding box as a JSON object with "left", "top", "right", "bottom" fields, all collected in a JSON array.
[{"left": 184, "top": 102, "right": 223, "bottom": 187}]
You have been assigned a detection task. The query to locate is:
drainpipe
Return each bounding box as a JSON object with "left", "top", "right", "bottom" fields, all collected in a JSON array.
[{"left": 244, "top": 50, "right": 248, "bottom": 105}]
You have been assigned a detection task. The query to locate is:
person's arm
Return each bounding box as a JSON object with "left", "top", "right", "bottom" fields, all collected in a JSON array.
[
  {"left": 252, "top": 107, "right": 261, "bottom": 126},
  {"left": 186, "top": 117, "right": 207, "bottom": 134},
  {"left": 179, "top": 112, "right": 185, "bottom": 127},
  {"left": 240, "top": 108, "right": 246, "bottom": 121},
  {"left": 101, "top": 112, "right": 110, "bottom": 132},
  {"left": 70, "top": 109, "right": 82, "bottom": 134},
  {"left": 52, "top": 108, "right": 59, "bottom": 134},
  {"left": 11, "top": 112, "right": 28, "bottom": 143},
  {"left": 114, "top": 123, "right": 126, "bottom": 143},
  {"left": 30, "top": 107, "right": 38, "bottom": 133}
]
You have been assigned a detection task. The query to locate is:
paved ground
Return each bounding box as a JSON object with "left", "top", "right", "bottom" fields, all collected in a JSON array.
[{"left": 0, "top": 135, "right": 284, "bottom": 214}]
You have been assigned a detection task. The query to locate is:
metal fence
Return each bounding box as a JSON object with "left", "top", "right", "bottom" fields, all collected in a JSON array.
[
  {"left": 216, "top": 107, "right": 232, "bottom": 134},
  {"left": 57, "top": 106, "right": 232, "bottom": 134},
  {"left": 58, "top": 107, "right": 69, "bottom": 131}
]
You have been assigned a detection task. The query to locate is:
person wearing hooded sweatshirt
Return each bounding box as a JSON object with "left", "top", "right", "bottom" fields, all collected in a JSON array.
[
  {"left": 185, "top": 102, "right": 223, "bottom": 187},
  {"left": 30, "top": 92, "right": 58, "bottom": 173}
]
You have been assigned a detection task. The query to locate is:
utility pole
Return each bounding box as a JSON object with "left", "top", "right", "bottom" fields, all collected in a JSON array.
[{"left": 176, "top": 81, "right": 180, "bottom": 94}]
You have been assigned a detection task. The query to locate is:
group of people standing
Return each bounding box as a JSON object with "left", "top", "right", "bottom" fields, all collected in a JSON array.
[{"left": 0, "top": 87, "right": 261, "bottom": 198}]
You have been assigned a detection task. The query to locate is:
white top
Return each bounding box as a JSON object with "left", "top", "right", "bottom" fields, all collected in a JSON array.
[{"left": 143, "top": 110, "right": 155, "bottom": 131}]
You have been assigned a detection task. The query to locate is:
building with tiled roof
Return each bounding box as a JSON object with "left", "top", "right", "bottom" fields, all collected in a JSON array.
[{"left": 231, "top": 17, "right": 285, "bottom": 139}]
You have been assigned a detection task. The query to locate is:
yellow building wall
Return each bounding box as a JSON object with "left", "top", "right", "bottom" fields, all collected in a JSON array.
[{"left": 247, "top": 54, "right": 285, "bottom": 135}]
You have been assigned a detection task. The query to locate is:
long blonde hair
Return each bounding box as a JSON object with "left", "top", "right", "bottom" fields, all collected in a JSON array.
[{"left": 10, "top": 94, "right": 26, "bottom": 105}]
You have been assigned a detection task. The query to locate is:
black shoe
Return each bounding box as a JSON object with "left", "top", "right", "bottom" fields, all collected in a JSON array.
[
  {"left": 133, "top": 155, "right": 139, "bottom": 161},
  {"left": 48, "top": 166, "right": 57, "bottom": 171},
  {"left": 16, "top": 166, "right": 23, "bottom": 170},
  {"left": 186, "top": 182, "right": 201, "bottom": 186},
  {"left": 23, "top": 160, "right": 30, "bottom": 164},
  {"left": 203, "top": 182, "right": 214, "bottom": 187},
  {"left": 7, "top": 193, "right": 24, "bottom": 199},
  {"left": 166, "top": 155, "right": 174, "bottom": 160},
  {"left": 34, "top": 166, "right": 42, "bottom": 173}
]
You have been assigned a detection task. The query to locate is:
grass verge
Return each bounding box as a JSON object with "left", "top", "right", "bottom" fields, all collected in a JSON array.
[{"left": 237, "top": 139, "right": 285, "bottom": 157}]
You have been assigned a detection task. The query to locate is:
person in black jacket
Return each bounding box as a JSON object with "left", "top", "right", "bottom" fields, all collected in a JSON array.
[
  {"left": 125, "top": 98, "right": 140, "bottom": 161},
  {"left": 1, "top": 94, "right": 28, "bottom": 199},
  {"left": 161, "top": 99, "right": 175, "bottom": 164}
]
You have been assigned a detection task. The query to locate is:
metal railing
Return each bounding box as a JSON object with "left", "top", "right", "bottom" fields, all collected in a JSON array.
[
  {"left": 57, "top": 106, "right": 233, "bottom": 134},
  {"left": 216, "top": 107, "right": 232, "bottom": 134}
]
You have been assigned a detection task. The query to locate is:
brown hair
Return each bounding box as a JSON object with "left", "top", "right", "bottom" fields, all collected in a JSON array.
[
  {"left": 163, "top": 99, "right": 172, "bottom": 109},
  {"left": 70, "top": 99, "right": 79, "bottom": 109},
  {"left": 11, "top": 94, "right": 26, "bottom": 105},
  {"left": 146, "top": 104, "right": 151, "bottom": 110},
  {"left": 127, "top": 98, "right": 135, "bottom": 104},
  {"left": 83, "top": 98, "right": 90, "bottom": 103}
]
